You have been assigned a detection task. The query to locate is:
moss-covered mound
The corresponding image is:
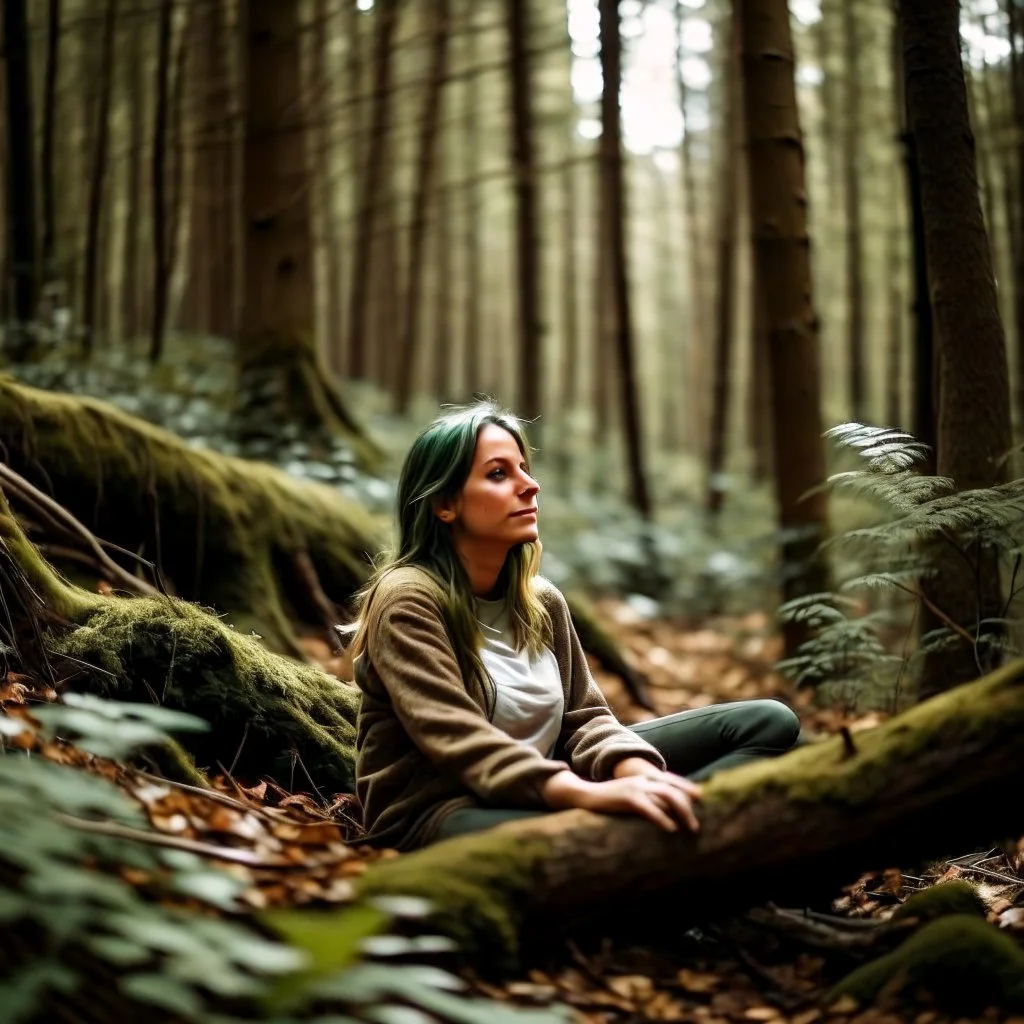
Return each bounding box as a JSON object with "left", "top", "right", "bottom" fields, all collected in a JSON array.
[
  {"left": 892, "top": 880, "right": 988, "bottom": 925},
  {"left": 829, "top": 915, "right": 1024, "bottom": 1012},
  {"left": 0, "top": 489, "right": 358, "bottom": 790},
  {"left": 0, "top": 375, "right": 384, "bottom": 655}
]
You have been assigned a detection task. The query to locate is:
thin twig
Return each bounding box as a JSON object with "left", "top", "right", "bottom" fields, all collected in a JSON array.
[
  {"left": 960, "top": 864, "right": 1024, "bottom": 887},
  {"left": 54, "top": 812, "right": 305, "bottom": 869},
  {"left": 131, "top": 769, "right": 296, "bottom": 823}
]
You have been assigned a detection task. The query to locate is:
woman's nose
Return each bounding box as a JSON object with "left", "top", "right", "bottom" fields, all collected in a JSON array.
[{"left": 521, "top": 475, "right": 540, "bottom": 497}]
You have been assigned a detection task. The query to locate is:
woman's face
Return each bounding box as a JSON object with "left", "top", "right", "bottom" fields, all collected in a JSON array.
[{"left": 438, "top": 424, "right": 540, "bottom": 548}]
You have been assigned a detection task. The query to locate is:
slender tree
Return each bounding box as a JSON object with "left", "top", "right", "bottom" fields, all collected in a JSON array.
[
  {"left": 2, "top": 0, "right": 38, "bottom": 357},
  {"left": 598, "top": 0, "right": 652, "bottom": 517},
  {"left": 898, "top": 0, "right": 1013, "bottom": 697},
  {"left": 736, "top": 0, "right": 831, "bottom": 651},
  {"left": 40, "top": 0, "right": 61, "bottom": 279},
  {"left": 507, "top": 0, "right": 543, "bottom": 428},
  {"left": 461, "top": 0, "right": 483, "bottom": 396},
  {"left": 149, "top": 0, "right": 174, "bottom": 361},
  {"left": 81, "top": 0, "right": 119, "bottom": 355},
  {"left": 841, "top": 0, "right": 866, "bottom": 421},
  {"left": 706, "top": 11, "right": 740, "bottom": 520},
  {"left": 395, "top": 0, "right": 451, "bottom": 414},
  {"left": 346, "top": 0, "right": 399, "bottom": 381},
  {"left": 121, "top": 1, "right": 146, "bottom": 344}
]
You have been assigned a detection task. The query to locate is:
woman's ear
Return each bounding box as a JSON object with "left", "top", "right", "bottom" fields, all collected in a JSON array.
[{"left": 434, "top": 499, "right": 456, "bottom": 524}]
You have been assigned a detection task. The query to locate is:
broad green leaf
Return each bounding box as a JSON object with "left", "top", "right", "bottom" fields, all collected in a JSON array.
[{"left": 121, "top": 972, "right": 204, "bottom": 1017}]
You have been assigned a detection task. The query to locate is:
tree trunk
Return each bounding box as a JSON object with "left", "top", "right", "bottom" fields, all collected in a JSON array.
[
  {"left": 507, "top": 0, "right": 543, "bottom": 429},
  {"left": 841, "top": 0, "right": 866, "bottom": 422},
  {"left": 395, "top": 0, "right": 451, "bottom": 415},
  {"left": 598, "top": 0, "right": 651, "bottom": 519},
  {"left": 346, "top": 0, "right": 398, "bottom": 382},
  {"left": 736, "top": 0, "right": 830, "bottom": 651},
  {"left": 2, "top": 0, "right": 39, "bottom": 359},
  {"left": 81, "top": 0, "right": 119, "bottom": 357},
  {"left": 705, "top": 14, "right": 739, "bottom": 522},
  {"left": 431, "top": 178, "right": 453, "bottom": 402},
  {"left": 358, "top": 658, "right": 1024, "bottom": 971},
  {"left": 1004, "top": 0, "right": 1024, "bottom": 432},
  {"left": 238, "top": 0, "right": 374, "bottom": 463},
  {"left": 461, "top": 0, "right": 483, "bottom": 397},
  {"left": 40, "top": 0, "right": 60, "bottom": 280},
  {"left": 121, "top": 4, "right": 146, "bottom": 345},
  {"left": 675, "top": 0, "right": 709, "bottom": 455},
  {"left": 149, "top": 0, "right": 173, "bottom": 362},
  {"left": 899, "top": 0, "right": 1013, "bottom": 698}
]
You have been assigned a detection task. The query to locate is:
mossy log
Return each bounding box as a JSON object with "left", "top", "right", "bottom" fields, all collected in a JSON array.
[
  {"left": 0, "top": 482, "right": 359, "bottom": 791},
  {"left": 0, "top": 376, "right": 383, "bottom": 656},
  {"left": 356, "top": 659, "right": 1024, "bottom": 971}
]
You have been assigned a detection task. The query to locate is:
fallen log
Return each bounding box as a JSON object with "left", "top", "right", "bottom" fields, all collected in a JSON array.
[{"left": 357, "top": 659, "right": 1024, "bottom": 971}]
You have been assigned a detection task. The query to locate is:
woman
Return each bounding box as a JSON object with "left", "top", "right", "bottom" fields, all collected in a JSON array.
[{"left": 352, "top": 402, "right": 799, "bottom": 851}]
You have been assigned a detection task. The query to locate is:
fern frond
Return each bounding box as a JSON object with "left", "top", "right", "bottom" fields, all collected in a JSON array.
[{"left": 825, "top": 423, "right": 931, "bottom": 472}]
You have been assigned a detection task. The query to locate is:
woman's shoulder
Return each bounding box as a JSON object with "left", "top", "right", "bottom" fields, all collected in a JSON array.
[
  {"left": 532, "top": 575, "right": 569, "bottom": 615},
  {"left": 369, "top": 565, "right": 445, "bottom": 609}
]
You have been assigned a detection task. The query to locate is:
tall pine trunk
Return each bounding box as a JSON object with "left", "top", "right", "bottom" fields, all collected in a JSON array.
[
  {"left": 149, "top": 0, "right": 173, "bottom": 362},
  {"left": 898, "top": 0, "right": 1013, "bottom": 698},
  {"left": 507, "top": 0, "right": 543, "bottom": 428},
  {"left": 346, "top": 0, "right": 398, "bottom": 381},
  {"left": 40, "top": 0, "right": 60, "bottom": 280},
  {"left": 841, "top": 0, "right": 865, "bottom": 421},
  {"left": 705, "top": 12, "right": 739, "bottom": 521},
  {"left": 736, "top": 0, "right": 831, "bottom": 653},
  {"left": 461, "top": 0, "right": 483, "bottom": 397},
  {"left": 3, "top": 0, "right": 39, "bottom": 358},
  {"left": 395, "top": 0, "right": 451, "bottom": 414},
  {"left": 598, "top": 0, "right": 651, "bottom": 518},
  {"left": 81, "top": 0, "right": 119, "bottom": 356}
]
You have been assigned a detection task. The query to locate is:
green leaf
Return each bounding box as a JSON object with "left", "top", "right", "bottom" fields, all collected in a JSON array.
[
  {"left": 261, "top": 904, "right": 387, "bottom": 974},
  {"left": 0, "top": 960, "right": 78, "bottom": 1024},
  {"left": 169, "top": 869, "right": 245, "bottom": 911},
  {"left": 121, "top": 972, "right": 204, "bottom": 1017}
]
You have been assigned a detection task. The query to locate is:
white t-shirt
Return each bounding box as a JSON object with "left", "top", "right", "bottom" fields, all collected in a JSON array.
[{"left": 476, "top": 598, "right": 564, "bottom": 757}]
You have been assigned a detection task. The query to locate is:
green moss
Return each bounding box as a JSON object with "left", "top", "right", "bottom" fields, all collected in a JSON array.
[
  {"left": 829, "top": 915, "right": 1024, "bottom": 1012},
  {"left": 52, "top": 593, "right": 359, "bottom": 791},
  {"left": 892, "top": 881, "right": 987, "bottom": 925},
  {"left": 356, "top": 830, "right": 554, "bottom": 971},
  {"left": 701, "top": 657, "right": 1024, "bottom": 813},
  {"left": 0, "top": 376, "right": 384, "bottom": 654}
]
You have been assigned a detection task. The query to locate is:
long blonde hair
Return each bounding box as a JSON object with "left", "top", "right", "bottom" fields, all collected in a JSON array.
[{"left": 352, "top": 401, "right": 551, "bottom": 686}]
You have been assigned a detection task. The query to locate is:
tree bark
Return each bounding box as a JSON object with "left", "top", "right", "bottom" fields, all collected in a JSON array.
[
  {"left": 841, "top": 0, "right": 866, "bottom": 422},
  {"left": 238, "top": 0, "right": 373, "bottom": 461},
  {"left": 2, "top": 0, "right": 39, "bottom": 358},
  {"left": 705, "top": 13, "right": 740, "bottom": 522},
  {"left": 1003, "top": 0, "right": 1024, "bottom": 432},
  {"left": 121, "top": 3, "right": 146, "bottom": 345},
  {"left": 81, "top": 0, "right": 119, "bottom": 357},
  {"left": 736, "top": 0, "right": 830, "bottom": 650},
  {"left": 898, "top": 0, "right": 1013, "bottom": 698},
  {"left": 40, "top": 0, "right": 61, "bottom": 280},
  {"left": 149, "top": 0, "right": 174, "bottom": 362},
  {"left": 461, "top": 0, "right": 483, "bottom": 397},
  {"left": 675, "top": 0, "right": 709, "bottom": 454},
  {"left": 507, "top": 0, "right": 543, "bottom": 429},
  {"left": 598, "top": 0, "right": 651, "bottom": 518},
  {"left": 358, "top": 658, "right": 1024, "bottom": 972},
  {"left": 395, "top": 0, "right": 451, "bottom": 415},
  {"left": 346, "top": 0, "right": 399, "bottom": 382}
]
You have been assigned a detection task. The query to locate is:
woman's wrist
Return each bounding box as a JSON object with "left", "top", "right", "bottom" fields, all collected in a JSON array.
[
  {"left": 540, "top": 769, "right": 596, "bottom": 810},
  {"left": 612, "top": 756, "right": 662, "bottom": 780}
]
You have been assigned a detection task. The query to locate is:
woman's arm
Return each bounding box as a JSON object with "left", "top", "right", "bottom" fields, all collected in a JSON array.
[{"left": 367, "top": 586, "right": 570, "bottom": 806}]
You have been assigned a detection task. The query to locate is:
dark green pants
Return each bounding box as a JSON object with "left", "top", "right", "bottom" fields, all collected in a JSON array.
[{"left": 434, "top": 698, "right": 800, "bottom": 842}]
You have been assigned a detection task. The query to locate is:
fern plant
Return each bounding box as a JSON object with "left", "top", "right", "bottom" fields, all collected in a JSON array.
[{"left": 776, "top": 424, "right": 1024, "bottom": 705}]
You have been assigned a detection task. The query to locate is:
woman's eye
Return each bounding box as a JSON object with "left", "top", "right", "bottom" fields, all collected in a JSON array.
[{"left": 488, "top": 468, "right": 506, "bottom": 480}]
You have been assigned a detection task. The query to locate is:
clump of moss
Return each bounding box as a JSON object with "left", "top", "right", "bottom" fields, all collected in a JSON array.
[
  {"left": 829, "top": 915, "right": 1024, "bottom": 1012},
  {"left": 892, "top": 880, "right": 988, "bottom": 925}
]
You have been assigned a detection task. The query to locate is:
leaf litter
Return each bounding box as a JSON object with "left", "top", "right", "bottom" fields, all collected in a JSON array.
[{"left": 5, "top": 596, "right": 1024, "bottom": 1023}]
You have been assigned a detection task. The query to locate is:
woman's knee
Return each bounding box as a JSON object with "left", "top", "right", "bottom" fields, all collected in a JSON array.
[{"left": 746, "top": 699, "right": 801, "bottom": 751}]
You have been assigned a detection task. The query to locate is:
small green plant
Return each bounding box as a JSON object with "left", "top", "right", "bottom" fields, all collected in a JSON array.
[{"left": 777, "top": 423, "right": 1024, "bottom": 706}]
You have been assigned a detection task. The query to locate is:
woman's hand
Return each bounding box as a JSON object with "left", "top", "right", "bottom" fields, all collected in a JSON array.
[{"left": 541, "top": 767, "right": 701, "bottom": 834}]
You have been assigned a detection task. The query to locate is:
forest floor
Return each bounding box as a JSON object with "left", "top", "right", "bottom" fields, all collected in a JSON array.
[{"left": 9, "top": 602, "right": 1024, "bottom": 1024}]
